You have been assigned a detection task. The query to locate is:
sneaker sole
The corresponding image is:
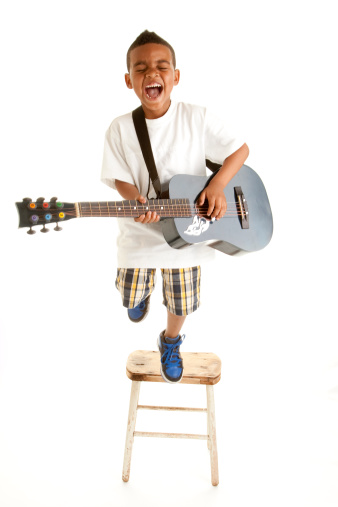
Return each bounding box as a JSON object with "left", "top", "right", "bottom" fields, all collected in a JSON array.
[
  {"left": 127, "top": 296, "right": 150, "bottom": 323},
  {"left": 128, "top": 307, "right": 149, "bottom": 323}
]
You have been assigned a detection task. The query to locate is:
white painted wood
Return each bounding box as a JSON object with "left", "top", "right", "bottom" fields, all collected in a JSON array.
[
  {"left": 138, "top": 405, "right": 207, "bottom": 412},
  {"left": 122, "top": 351, "right": 220, "bottom": 486},
  {"left": 206, "top": 385, "right": 219, "bottom": 486},
  {"left": 207, "top": 402, "right": 211, "bottom": 450},
  {"left": 126, "top": 350, "right": 221, "bottom": 385},
  {"left": 134, "top": 431, "right": 208, "bottom": 440},
  {"left": 122, "top": 381, "right": 141, "bottom": 482}
]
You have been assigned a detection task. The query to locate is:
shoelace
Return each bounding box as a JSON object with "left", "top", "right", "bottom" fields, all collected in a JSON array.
[{"left": 161, "top": 335, "right": 185, "bottom": 366}]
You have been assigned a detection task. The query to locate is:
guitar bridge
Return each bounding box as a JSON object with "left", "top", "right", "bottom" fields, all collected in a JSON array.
[{"left": 234, "top": 186, "right": 249, "bottom": 229}]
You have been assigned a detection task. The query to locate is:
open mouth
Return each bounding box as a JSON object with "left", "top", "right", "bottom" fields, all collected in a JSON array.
[{"left": 145, "top": 83, "right": 163, "bottom": 100}]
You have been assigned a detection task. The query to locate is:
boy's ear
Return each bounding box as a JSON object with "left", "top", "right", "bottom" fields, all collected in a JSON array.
[
  {"left": 174, "top": 69, "right": 180, "bottom": 86},
  {"left": 125, "top": 73, "right": 133, "bottom": 89}
]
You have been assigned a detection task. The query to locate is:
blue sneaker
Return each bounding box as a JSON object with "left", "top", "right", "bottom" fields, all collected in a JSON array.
[
  {"left": 158, "top": 331, "right": 185, "bottom": 384},
  {"left": 128, "top": 295, "right": 150, "bottom": 323}
]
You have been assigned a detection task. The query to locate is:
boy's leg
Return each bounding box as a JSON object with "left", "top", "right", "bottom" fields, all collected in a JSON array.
[
  {"left": 161, "top": 266, "right": 201, "bottom": 326},
  {"left": 165, "top": 311, "right": 186, "bottom": 340},
  {"left": 158, "top": 266, "right": 201, "bottom": 383},
  {"left": 115, "top": 268, "right": 156, "bottom": 322}
]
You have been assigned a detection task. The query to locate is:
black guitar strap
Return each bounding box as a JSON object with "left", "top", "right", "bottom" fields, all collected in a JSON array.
[
  {"left": 132, "top": 105, "right": 222, "bottom": 199},
  {"left": 205, "top": 159, "right": 221, "bottom": 173},
  {"left": 132, "top": 106, "right": 162, "bottom": 198}
]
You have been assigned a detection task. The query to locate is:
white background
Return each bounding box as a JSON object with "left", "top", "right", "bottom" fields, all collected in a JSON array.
[{"left": 1, "top": 1, "right": 337, "bottom": 506}]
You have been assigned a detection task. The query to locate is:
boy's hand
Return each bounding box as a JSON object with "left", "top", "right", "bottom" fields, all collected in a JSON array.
[
  {"left": 197, "top": 181, "right": 227, "bottom": 220},
  {"left": 196, "top": 143, "right": 250, "bottom": 220},
  {"left": 134, "top": 194, "right": 160, "bottom": 224}
]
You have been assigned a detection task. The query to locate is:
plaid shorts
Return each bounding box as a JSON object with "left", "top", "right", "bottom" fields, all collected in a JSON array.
[{"left": 115, "top": 267, "right": 201, "bottom": 316}]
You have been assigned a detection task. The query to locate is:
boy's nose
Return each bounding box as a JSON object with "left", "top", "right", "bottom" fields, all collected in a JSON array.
[{"left": 146, "top": 69, "right": 159, "bottom": 78}]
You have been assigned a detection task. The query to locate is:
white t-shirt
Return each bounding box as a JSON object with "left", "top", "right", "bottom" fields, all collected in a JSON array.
[{"left": 101, "top": 101, "right": 243, "bottom": 268}]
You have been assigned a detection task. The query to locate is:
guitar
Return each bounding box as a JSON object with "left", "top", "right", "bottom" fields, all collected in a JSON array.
[{"left": 15, "top": 164, "right": 273, "bottom": 256}]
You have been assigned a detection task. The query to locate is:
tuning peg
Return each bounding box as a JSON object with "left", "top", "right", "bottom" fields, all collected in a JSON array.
[
  {"left": 40, "top": 225, "right": 49, "bottom": 233},
  {"left": 54, "top": 210, "right": 65, "bottom": 231},
  {"left": 27, "top": 227, "right": 36, "bottom": 235},
  {"left": 37, "top": 197, "right": 51, "bottom": 209},
  {"left": 23, "top": 197, "right": 37, "bottom": 210},
  {"left": 50, "top": 197, "right": 63, "bottom": 209},
  {"left": 50, "top": 197, "right": 57, "bottom": 208}
]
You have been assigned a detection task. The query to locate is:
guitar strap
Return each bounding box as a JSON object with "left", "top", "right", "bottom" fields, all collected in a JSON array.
[
  {"left": 132, "top": 105, "right": 222, "bottom": 199},
  {"left": 132, "top": 106, "right": 162, "bottom": 199}
]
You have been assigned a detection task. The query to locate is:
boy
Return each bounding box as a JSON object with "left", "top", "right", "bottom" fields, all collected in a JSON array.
[{"left": 101, "top": 30, "right": 249, "bottom": 383}]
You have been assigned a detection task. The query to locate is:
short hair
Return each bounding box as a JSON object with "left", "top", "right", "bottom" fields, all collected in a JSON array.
[{"left": 126, "top": 30, "right": 176, "bottom": 71}]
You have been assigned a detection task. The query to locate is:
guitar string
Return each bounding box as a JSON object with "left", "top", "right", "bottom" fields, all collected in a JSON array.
[
  {"left": 30, "top": 206, "right": 242, "bottom": 213},
  {"left": 74, "top": 205, "right": 242, "bottom": 211},
  {"left": 27, "top": 200, "right": 241, "bottom": 206},
  {"left": 27, "top": 204, "right": 242, "bottom": 214},
  {"left": 72, "top": 202, "right": 242, "bottom": 206},
  {"left": 72, "top": 207, "right": 242, "bottom": 213},
  {"left": 31, "top": 211, "right": 243, "bottom": 219},
  {"left": 30, "top": 203, "right": 245, "bottom": 219},
  {"left": 53, "top": 205, "right": 242, "bottom": 213},
  {"left": 74, "top": 212, "right": 241, "bottom": 217},
  {"left": 31, "top": 206, "right": 243, "bottom": 215},
  {"left": 31, "top": 207, "right": 242, "bottom": 215}
]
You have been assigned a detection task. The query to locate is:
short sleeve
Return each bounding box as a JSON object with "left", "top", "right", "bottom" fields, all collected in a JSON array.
[
  {"left": 204, "top": 110, "right": 245, "bottom": 165},
  {"left": 101, "top": 123, "right": 135, "bottom": 190}
]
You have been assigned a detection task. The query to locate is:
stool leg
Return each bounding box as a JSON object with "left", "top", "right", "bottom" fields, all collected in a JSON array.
[
  {"left": 207, "top": 407, "right": 211, "bottom": 450},
  {"left": 122, "top": 380, "right": 141, "bottom": 482},
  {"left": 206, "top": 385, "right": 219, "bottom": 486}
]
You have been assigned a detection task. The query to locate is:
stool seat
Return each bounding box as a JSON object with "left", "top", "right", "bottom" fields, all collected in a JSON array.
[{"left": 126, "top": 350, "right": 221, "bottom": 385}]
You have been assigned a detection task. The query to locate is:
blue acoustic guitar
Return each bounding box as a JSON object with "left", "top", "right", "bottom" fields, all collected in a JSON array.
[{"left": 15, "top": 164, "right": 273, "bottom": 256}]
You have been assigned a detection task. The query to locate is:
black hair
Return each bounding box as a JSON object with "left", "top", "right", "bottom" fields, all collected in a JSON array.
[{"left": 126, "top": 30, "right": 176, "bottom": 71}]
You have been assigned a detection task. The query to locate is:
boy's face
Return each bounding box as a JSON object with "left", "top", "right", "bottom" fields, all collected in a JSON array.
[{"left": 125, "top": 43, "right": 180, "bottom": 119}]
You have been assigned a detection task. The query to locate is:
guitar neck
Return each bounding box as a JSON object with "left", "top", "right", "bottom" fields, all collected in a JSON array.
[{"left": 76, "top": 198, "right": 194, "bottom": 218}]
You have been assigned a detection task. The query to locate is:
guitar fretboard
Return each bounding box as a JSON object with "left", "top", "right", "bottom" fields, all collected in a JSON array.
[{"left": 77, "top": 198, "right": 195, "bottom": 218}]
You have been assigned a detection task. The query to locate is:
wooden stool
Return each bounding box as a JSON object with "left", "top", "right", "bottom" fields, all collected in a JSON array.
[{"left": 122, "top": 350, "right": 221, "bottom": 486}]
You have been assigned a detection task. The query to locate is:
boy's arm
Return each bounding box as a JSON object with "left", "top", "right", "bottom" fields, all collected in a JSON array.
[
  {"left": 115, "top": 180, "right": 160, "bottom": 224},
  {"left": 198, "top": 143, "right": 249, "bottom": 220}
]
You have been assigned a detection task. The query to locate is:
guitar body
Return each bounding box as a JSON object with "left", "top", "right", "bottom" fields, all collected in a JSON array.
[{"left": 161, "top": 165, "right": 273, "bottom": 255}]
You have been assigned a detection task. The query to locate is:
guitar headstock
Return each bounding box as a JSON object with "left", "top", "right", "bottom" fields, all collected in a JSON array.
[{"left": 16, "top": 197, "right": 76, "bottom": 234}]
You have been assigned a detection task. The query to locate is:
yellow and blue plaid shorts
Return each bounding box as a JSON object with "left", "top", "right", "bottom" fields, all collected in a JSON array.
[{"left": 115, "top": 267, "right": 201, "bottom": 316}]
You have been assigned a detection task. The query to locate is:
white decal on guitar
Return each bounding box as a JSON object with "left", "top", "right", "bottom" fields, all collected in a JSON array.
[{"left": 184, "top": 216, "right": 214, "bottom": 236}]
